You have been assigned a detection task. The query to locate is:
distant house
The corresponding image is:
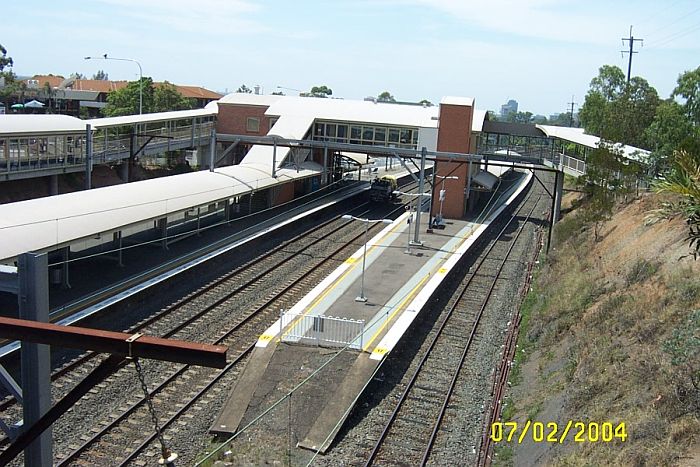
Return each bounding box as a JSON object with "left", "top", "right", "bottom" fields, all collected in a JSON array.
[
  {"left": 14, "top": 75, "right": 221, "bottom": 117},
  {"left": 175, "top": 85, "right": 223, "bottom": 108}
]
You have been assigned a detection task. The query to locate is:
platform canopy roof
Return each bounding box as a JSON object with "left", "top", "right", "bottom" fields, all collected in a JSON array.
[
  {"left": 87, "top": 104, "right": 218, "bottom": 129},
  {"left": 537, "top": 124, "right": 650, "bottom": 162},
  {"left": 0, "top": 114, "right": 86, "bottom": 136},
  {"left": 0, "top": 104, "right": 219, "bottom": 137},
  {"left": 219, "top": 93, "right": 440, "bottom": 129},
  {"left": 0, "top": 159, "right": 321, "bottom": 262}
]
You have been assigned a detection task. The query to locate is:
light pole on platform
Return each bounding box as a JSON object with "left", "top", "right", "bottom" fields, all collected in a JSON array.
[{"left": 342, "top": 215, "right": 393, "bottom": 302}]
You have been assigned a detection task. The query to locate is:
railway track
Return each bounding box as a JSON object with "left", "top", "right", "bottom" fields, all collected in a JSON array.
[
  {"left": 0, "top": 184, "right": 419, "bottom": 465},
  {"left": 362, "top": 186, "right": 545, "bottom": 466}
]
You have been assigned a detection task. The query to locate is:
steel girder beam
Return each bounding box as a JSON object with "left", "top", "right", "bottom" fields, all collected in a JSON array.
[{"left": 0, "top": 317, "right": 228, "bottom": 368}]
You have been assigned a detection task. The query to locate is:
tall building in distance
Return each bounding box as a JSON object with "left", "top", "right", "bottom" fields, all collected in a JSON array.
[{"left": 500, "top": 99, "right": 518, "bottom": 118}]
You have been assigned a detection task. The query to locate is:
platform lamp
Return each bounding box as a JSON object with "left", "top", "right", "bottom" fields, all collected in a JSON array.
[
  {"left": 84, "top": 54, "right": 143, "bottom": 114},
  {"left": 342, "top": 215, "right": 393, "bottom": 302},
  {"left": 435, "top": 175, "right": 459, "bottom": 227}
]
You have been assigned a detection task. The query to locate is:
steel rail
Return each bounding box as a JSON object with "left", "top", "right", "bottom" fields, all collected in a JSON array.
[
  {"left": 53, "top": 195, "right": 415, "bottom": 465},
  {"left": 420, "top": 195, "right": 541, "bottom": 465},
  {"left": 363, "top": 188, "right": 539, "bottom": 466}
]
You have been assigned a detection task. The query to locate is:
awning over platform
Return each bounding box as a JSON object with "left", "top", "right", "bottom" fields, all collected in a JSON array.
[
  {"left": 472, "top": 170, "right": 499, "bottom": 190},
  {"left": 339, "top": 152, "right": 372, "bottom": 166}
]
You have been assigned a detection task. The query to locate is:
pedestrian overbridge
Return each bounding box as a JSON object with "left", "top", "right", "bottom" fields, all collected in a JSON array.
[
  {"left": 476, "top": 121, "right": 650, "bottom": 178},
  {"left": 0, "top": 104, "right": 218, "bottom": 184}
]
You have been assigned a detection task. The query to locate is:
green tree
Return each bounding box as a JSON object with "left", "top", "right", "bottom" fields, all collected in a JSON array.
[
  {"left": 377, "top": 91, "right": 396, "bottom": 102},
  {"left": 0, "top": 44, "right": 12, "bottom": 71},
  {"left": 672, "top": 66, "right": 700, "bottom": 125},
  {"left": 236, "top": 84, "right": 252, "bottom": 93},
  {"left": 153, "top": 81, "right": 193, "bottom": 112},
  {"left": 419, "top": 99, "right": 433, "bottom": 107},
  {"left": 578, "top": 142, "right": 639, "bottom": 241},
  {"left": 579, "top": 65, "right": 659, "bottom": 148},
  {"left": 104, "top": 77, "right": 154, "bottom": 116},
  {"left": 617, "top": 76, "right": 660, "bottom": 147},
  {"left": 308, "top": 85, "right": 332, "bottom": 98},
  {"left": 92, "top": 70, "right": 109, "bottom": 80},
  {"left": 0, "top": 43, "right": 17, "bottom": 109},
  {"left": 644, "top": 100, "right": 695, "bottom": 174},
  {"left": 71, "top": 72, "right": 85, "bottom": 79},
  {"left": 40, "top": 81, "right": 55, "bottom": 113}
]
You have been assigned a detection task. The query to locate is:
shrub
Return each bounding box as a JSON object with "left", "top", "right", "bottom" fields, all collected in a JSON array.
[{"left": 625, "top": 258, "right": 660, "bottom": 285}]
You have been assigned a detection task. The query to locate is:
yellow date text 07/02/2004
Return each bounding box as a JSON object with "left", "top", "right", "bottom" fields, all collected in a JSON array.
[{"left": 489, "top": 421, "right": 628, "bottom": 444}]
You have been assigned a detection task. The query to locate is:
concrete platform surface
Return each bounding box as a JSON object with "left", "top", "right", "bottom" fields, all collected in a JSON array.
[{"left": 211, "top": 170, "right": 533, "bottom": 455}]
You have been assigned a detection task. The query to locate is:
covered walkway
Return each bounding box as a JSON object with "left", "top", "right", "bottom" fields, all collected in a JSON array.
[{"left": 0, "top": 105, "right": 217, "bottom": 182}]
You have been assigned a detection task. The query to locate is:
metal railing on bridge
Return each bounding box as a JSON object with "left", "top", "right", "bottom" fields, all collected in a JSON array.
[{"left": 0, "top": 121, "right": 214, "bottom": 180}]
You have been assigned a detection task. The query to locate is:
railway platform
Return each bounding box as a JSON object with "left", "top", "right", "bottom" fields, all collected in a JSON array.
[{"left": 211, "top": 168, "right": 533, "bottom": 453}]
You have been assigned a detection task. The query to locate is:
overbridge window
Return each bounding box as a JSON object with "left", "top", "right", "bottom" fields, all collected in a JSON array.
[{"left": 246, "top": 117, "right": 260, "bottom": 133}]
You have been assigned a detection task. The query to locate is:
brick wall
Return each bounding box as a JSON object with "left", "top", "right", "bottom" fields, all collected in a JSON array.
[
  {"left": 216, "top": 103, "right": 272, "bottom": 135},
  {"left": 432, "top": 102, "right": 474, "bottom": 219}
]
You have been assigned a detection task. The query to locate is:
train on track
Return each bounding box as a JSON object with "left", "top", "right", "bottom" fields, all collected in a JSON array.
[{"left": 369, "top": 175, "right": 398, "bottom": 202}]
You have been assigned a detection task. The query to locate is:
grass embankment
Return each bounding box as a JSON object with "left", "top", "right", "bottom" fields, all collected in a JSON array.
[{"left": 497, "top": 192, "right": 700, "bottom": 466}]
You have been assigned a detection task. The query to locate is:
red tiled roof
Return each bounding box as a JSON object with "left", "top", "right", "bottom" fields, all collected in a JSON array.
[
  {"left": 72, "top": 80, "right": 128, "bottom": 93},
  {"left": 28, "top": 75, "right": 65, "bottom": 88},
  {"left": 25, "top": 74, "right": 221, "bottom": 100}
]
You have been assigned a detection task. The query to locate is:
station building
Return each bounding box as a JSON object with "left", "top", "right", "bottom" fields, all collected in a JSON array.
[{"left": 215, "top": 93, "right": 485, "bottom": 218}]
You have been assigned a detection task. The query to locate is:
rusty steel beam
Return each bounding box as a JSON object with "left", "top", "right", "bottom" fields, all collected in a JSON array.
[{"left": 0, "top": 317, "right": 228, "bottom": 368}]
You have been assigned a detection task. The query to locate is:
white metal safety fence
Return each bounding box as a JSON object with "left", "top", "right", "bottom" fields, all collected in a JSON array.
[{"left": 280, "top": 310, "right": 365, "bottom": 350}]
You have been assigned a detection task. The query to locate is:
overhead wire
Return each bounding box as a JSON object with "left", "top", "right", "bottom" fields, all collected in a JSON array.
[{"left": 648, "top": 21, "right": 700, "bottom": 49}]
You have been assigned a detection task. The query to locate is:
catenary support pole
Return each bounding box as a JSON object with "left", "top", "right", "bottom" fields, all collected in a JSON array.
[
  {"left": 413, "top": 147, "right": 427, "bottom": 245},
  {"left": 272, "top": 137, "right": 277, "bottom": 178},
  {"left": 209, "top": 128, "right": 216, "bottom": 172},
  {"left": 546, "top": 170, "right": 559, "bottom": 253},
  {"left": 18, "top": 252, "right": 52, "bottom": 467},
  {"left": 84, "top": 124, "right": 92, "bottom": 190}
]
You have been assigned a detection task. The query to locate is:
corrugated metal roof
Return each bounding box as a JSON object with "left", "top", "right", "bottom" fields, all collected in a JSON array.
[
  {"left": 242, "top": 114, "right": 315, "bottom": 166},
  {"left": 340, "top": 152, "right": 372, "bottom": 165},
  {"left": 0, "top": 161, "right": 321, "bottom": 262},
  {"left": 471, "top": 109, "right": 487, "bottom": 133},
  {"left": 264, "top": 96, "right": 439, "bottom": 128},
  {"left": 218, "top": 93, "right": 284, "bottom": 107},
  {"left": 536, "top": 124, "right": 650, "bottom": 161},
  {"left": 440, "top": 96, "right": 475, "bottom": 107},
  {"left": 0, "top": 114, "right": 86, "bottom": 136},
  {"left": 88, "top": 107, "right": 217, "bottom": 128}
]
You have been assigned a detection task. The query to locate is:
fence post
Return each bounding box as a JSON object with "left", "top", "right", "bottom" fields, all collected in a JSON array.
[{"left": 280, "top": 309, "right": 284, "bottom": 341}]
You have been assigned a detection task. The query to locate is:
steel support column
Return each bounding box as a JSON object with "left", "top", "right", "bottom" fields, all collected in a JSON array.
[
  {"left": 61, "top": 246, "right": 71, "bottom": 289},
  {"left": 554, "top": 169, "right": 564, "bottom": 224},
  {"left": 209, "top": 128, "right": 216, "bottom": 172},
  {"left": 112, "top": 231, "right": 123, "bottom": 267},
  {"left": 322, "top": 143, "right": 328, "bottom": 185},
  {"left": 18, "top": 252, "right": 52, "bottom": 467},
  {"left": 84, "top": 124, "right": 93, "bottom": 190},
  {"left": 547, "top": 170, "right": 560, "bottom": 253},
  {"left": 272, "top": 138, "right": 277, "bottom": 178},
  {"left": 413, "top": 147, "right": 427, "bottom": 245}
]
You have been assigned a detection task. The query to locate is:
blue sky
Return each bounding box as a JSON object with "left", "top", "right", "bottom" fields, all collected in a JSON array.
[{"left": 3, "top": 0, "right": 699, "bottom": 116}]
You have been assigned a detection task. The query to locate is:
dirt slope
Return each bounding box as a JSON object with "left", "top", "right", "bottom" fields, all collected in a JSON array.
[{"left": 497, "top": 192, "right": 700, "bottom": 466}]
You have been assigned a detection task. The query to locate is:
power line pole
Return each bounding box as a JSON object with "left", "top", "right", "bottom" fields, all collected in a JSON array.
[
  {"left": 567, "top": 96, "right": 577, "bottom": 127},
  {"left": 621, "top": 25, "right": 643, "bottom": 83}
]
